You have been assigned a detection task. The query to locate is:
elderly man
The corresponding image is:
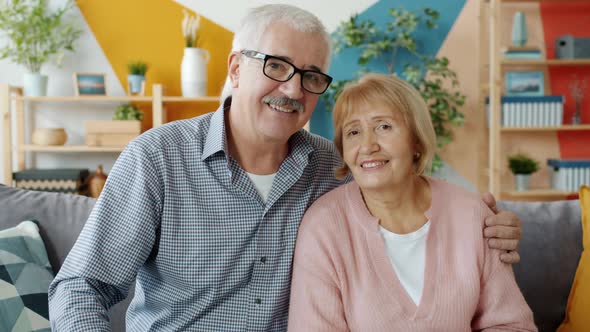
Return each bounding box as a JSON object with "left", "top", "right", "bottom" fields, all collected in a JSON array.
[{"left": 49, "top": 4, "right": 521, "bottom": 331}]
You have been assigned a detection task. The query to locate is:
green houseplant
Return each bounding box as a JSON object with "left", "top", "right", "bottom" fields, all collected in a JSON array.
[
  {"left": 127, "top": 60, "right": 149, "bottom": 95},
  {"left": 325, "top": 8, "right": 466, "bottom": 172},
  {"left": 113, "top": 103, "right": 144, "bottom": 121},
  {"left": 508, "top": 153, "right": 539, "bottom": 191},
  {"left": 0, "top": 0, "right": 83, "bottom": 96}
]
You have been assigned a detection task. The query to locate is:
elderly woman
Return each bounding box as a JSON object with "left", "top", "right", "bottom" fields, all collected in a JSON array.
[{"left": 287, "top": 74, "right": 536, "bottom": 331}]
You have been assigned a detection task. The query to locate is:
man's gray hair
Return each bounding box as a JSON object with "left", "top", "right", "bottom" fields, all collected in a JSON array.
[{"left": 219, "top": 4, "right": 332, "bottom": 103}]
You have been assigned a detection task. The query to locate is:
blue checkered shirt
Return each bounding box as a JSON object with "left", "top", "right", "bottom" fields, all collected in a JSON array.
[{"left": 48, "top": 102, "right": 347, "bottom": 331}]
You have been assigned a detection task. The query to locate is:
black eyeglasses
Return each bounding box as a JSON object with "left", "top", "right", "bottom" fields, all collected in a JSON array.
[{"left": 240, "top": 50, "right": 333, "bottom": 94}]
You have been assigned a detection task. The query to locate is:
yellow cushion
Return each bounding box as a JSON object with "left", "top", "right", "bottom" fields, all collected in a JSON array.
[{"left": 558, "top": 185, "right": 590, "bottom": 332}]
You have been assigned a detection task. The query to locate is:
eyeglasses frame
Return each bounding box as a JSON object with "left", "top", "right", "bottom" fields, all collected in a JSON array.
[{"left": 240, "top": 49, "right": 333, "bottom": 95}]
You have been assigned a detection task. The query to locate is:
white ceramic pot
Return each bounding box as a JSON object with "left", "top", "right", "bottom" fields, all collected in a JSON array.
[
  {"left": 128, "top": 74, "right": 145, "bottom": 94},
  {"left": 32, "top": 128, "right": 67, "bottom": 146},
  {"left": 515, "top": 174, "right": 531, "bottom": 192},
  {"left": 181, "top": 47, "right": 210, "bottom": 97},
  {"left": 23, "top": 73, "right": 48, "bottom": 96}
]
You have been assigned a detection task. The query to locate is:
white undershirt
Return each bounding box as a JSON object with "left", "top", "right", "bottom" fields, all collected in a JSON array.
[
  {"left": 246, "top": 172, "right": 276, "bottom": 203},
  {"left": 379, "top": 221, "right": 431, "bottom": 305}
]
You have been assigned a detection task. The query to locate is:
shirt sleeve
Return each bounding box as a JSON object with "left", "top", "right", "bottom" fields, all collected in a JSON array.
[
  {"left": 48, "top": 140, "right": 163, "bottom": 331},
  {"left": 471, "top": 202, "right": 538, "bottom": 332},
  {"left": 287, "top": 209, "right": 350, "bottom": 332}
]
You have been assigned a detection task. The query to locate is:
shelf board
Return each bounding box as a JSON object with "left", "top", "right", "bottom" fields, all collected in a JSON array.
[
  {"left": 501, "top": 59, "right": 590, "bottom": 66},
  {"left": 162, "top": 96, "right": 219, "bottom": 102},
  {"left": 501, "top": 124, "right": 590, "bottom": 132},
  {"left": 20, "top": 145, "right": 125, "bottom": 152},
  {"left": 13, "top": 95, "right": 153, "bottom": 102},
  {"left": 502, "top": 189, "right": 577, "bottom": 198},
  {"left": 12, "top": 96, "right": 221, "bottom": 103}
]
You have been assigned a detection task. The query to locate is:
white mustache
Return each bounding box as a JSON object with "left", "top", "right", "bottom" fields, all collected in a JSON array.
[{"left": 262, "top": 96, "right": 304, "bottom": 113}]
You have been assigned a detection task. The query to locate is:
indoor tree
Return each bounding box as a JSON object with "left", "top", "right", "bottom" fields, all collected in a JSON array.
[{"left": 324, "top": 8, "right": 466, "bottom": 172}]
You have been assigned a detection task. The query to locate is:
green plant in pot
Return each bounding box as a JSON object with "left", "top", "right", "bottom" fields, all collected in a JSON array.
[
  {"left": 0, "top": 0, "right": 83, "bottom": 96},
  {"left": 508, "top": 153, "right": 539, "bottom": 192},
  {"left": 324, "top": 7, "right": 466, "bottom": 173},
  {"left": 113, "top": 103, "right": 144, "bottom": 121},
  {"left": 127, "top": 60, "right": 149, "bottom": 95}
]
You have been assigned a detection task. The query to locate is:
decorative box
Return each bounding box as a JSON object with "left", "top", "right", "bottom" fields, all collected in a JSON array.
[
  {"left": 13, "top": 169, "right": 90, "bottom": 195},
  {"left": 547, "top": 159, "right": 590, "bottom": 192},
  {"left": 85, "top": 120, "right": 141, "bottom": 147},
  {"left": 555, "top": 34, "right": 590, "bottom": 59}
]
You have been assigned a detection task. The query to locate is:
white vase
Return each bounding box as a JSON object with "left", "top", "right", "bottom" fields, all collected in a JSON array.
[
  {"left": 181, "top": 47, "right": 210, "bottom": 97},
  {"left": 23, "top": 73, "right": 48, "bottom": 96},
  {"left": 511, "top": 12, "right": 528, "bottom": 47}
]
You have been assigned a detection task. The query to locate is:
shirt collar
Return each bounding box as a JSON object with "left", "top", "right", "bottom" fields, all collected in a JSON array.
[
  {"left": 201, "top": 96, "right": 315, "bottom": 164},
  {"left": 201, "top": 97, "right": 231, "bottom": 161}
]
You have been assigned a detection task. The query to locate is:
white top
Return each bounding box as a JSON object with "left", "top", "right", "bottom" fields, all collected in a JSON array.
[
  {"left": 246, "top": 172, "right": 276, "bottom": 203},
  {"left": 379, "top": 221, "right": 431, "bottom": 305}
]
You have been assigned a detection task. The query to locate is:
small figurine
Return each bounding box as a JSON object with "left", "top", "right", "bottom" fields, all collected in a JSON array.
[{"left": 89, "top": 165, "right": 107, "bottom": 198}]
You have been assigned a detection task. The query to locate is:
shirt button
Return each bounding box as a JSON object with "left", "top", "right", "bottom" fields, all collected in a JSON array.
[
  {"left": 255, "top": 298, "right": 262, "bottom": 305},
  {"left": 260, "top": 256, "right": 267, "bottom": 264}
]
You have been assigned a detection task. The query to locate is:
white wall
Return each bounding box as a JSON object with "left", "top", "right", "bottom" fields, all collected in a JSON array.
[
  {"left": 0, "top": 0, "right": 127, "bottom": 184},
  {"left": 0, "top": 0, "right": 378, "bottom": 185}
]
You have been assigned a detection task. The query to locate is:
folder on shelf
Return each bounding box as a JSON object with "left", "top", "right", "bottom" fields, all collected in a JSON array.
[
  {"left": 485, "top": 95, "right": 564, "bottom": 128},
  {"left": 547, "top": 159, "right": 590, "bottom": 192}
]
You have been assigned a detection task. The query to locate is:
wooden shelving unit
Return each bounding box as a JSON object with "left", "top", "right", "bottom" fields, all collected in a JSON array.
[
  {"left": 484, "top": 0, "right": 590, "bottom": 200},
  {"left": 0, "top": 83, "right": 220, "bottom": 185}
]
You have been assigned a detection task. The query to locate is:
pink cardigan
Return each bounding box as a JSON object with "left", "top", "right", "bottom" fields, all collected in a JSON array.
[{"left": 288, "top": 177, "right": 536, "bottom": 331}]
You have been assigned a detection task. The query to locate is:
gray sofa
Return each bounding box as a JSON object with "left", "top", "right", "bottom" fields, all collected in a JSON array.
[{"left": 0, "top": 184, "right": 583, "bottom": 332}]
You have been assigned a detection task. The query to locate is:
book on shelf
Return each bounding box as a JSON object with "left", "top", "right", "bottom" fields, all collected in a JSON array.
[
  {"left": 502, "top": 46, "right": 543, "bottom": 60},
  {"left": 485, "top": 95, "right": 564, "bottom": 128}
]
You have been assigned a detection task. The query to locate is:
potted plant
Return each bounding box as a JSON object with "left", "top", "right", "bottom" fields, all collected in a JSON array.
[
  {"left": 127, "top": 60, "right": 149, "bottom": 95},
  {"left": 0, "top": 0, "right": 83, "bottom": 96},
  {"left": 180, "top": 9, "right": 209, "bottom": 97},
  {"left": 324, "top": 8, "right": 466, "bottom": 172},
  {"left": 508, "top": 153, "right": 539, "bottom": 191},
  {"left": 85, "top": 104, "right": 143, "bottom": 147}
]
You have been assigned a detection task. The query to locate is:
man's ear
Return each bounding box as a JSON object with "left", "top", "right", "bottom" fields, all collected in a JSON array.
[{"left": 228, "top": 52, "right": 240, "bottom": 88}]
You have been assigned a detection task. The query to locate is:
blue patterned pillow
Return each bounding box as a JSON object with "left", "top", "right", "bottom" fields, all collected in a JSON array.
[{"left": 0, "top": 221, "right": 53, "bottom": 332}]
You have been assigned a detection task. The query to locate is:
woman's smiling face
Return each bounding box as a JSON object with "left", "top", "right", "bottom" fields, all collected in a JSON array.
[{"left": 342, "top": 102, "right": 417, "bottom": 192}]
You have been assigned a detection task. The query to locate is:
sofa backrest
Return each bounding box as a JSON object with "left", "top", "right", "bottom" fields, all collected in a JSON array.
[
  {"left": 0, "top": 184, "right": 96, "bottom": 273},
  {"left": 0, "top": 184, "right": 130, "bottom": 331},
  {"left": 498, "top": 199, "right": 582, "bottom": 332}
]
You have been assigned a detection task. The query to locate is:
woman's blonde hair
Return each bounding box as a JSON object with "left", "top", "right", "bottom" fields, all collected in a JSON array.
[{"left": 333, "top": 73, "right": 437, "bottom": 179}]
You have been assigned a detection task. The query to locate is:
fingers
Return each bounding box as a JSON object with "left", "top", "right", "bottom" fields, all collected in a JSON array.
[
  {"left": 500, "top": 251, "right": 521, "bottom": 264},
  {"left": 484, "top": 224, "right": 522, "bottom": 241},
  {"left": 485, "top": 210, "right": 521, "bottom": 228},
  {"left": 488, "top": 238, "right": 519, "bottom": 251},
  {"left": 481, "top": 192, "right": 499, "bottom": 214}
]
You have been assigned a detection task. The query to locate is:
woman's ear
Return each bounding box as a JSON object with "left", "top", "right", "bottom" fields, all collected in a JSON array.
[{"left": 228, "top": 52, "right": 240, "bottom": 88}]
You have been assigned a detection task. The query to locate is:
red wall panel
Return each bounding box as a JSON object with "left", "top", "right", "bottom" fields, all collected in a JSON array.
[{"left": 540, "top": 2, "right": 590, "bottom": 158}]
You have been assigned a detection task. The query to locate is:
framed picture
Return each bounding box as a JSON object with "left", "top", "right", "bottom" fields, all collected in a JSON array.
[
  {"left": 505, "top": 71, "right": 545, "bottom": 96},
  {"left": 73, "top": 73, "right": 107, "bottom": 96}
]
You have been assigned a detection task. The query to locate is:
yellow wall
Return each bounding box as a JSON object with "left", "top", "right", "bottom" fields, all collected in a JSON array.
[{"left": 76, "top": 0, "right": 232, "bottom": 124}]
